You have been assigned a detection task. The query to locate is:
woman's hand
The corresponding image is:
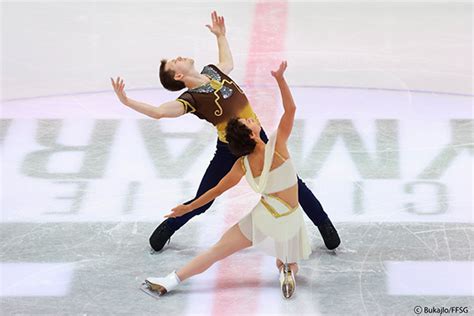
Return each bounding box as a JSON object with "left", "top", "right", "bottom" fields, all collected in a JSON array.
[
  {"left": 164, "top": 204, "right": 193, "bottom": 218},
  {"left": 110, "top": 77, "right": 129, "bottom": 106},
  {"left": 271, "top": 61, "right": 287, "bottom": 79}
]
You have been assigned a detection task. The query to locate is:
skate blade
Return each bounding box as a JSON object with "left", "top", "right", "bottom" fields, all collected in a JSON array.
[
  {"left": 282, "top": 282, "right": 295, "bottom": 299},
  {"left": 281, "top": 272, "right": 295, "bottom": 299},
  {"left": 140, "top": 282, "right": 167, "bottom": 299}
]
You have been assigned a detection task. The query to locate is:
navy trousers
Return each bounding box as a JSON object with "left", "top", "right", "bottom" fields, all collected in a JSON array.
[{"left": 166, "top": 128, "right": 329, "bottom": 231}]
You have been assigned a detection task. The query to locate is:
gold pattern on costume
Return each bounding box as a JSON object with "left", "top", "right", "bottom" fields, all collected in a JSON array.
[
  {"left": 210, "top": 79, "right": 245, "bottom": 117},
  {"left": 223, "top": 79, "right": 244, "bottom": 94},
  {"left": 216, "top": 123, "right": 227, "bottom": 142},
  {"left": 176, "top": 98, "right": 196, "bottom": 113},
  {"left": 260, "top": 196, "right": 298, "bottom": 218},
  {"left": 209, "top": 79, "right": 223, "bottom": 91},
  {"left": 211, "top": 79, "right": 224, "bottom": 117},
  {"left": 215, "top": 103, "right": 259, "bottom": 143}
]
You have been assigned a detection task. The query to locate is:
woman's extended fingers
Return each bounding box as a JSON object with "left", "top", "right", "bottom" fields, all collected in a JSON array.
[
  {"left": 270, "top": 61, "right": 288, "bottom": 78},
  {"left": 110, "top": 77, "right": 126, "bottom": 93},
  {"left": 111, "top": 77, "right": 118, "bottom": 87},
  {"left": 278, "top": 61, "right": 287, "bottom": 73},
  {"left": 111, "top": 77, "right": 119, "bottom": 89}
]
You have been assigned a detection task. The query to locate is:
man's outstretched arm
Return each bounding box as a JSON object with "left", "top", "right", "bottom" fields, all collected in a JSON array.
[
  {"left": 206, "top": 11, "right": 233, "bottom": 74},
  {"left": 111, "top": 77, "right": 184, "bottom": 119}
]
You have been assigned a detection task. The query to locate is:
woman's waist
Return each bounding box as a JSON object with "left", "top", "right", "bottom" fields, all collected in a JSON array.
[
  {"left": 259, "top": 190, "right": 299, "bottom": 218},
  {"left": 260, "top": 177, "right": 298, "bottom": 196}
]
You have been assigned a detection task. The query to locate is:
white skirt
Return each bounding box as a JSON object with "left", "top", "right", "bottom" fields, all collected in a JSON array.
[{"left": 238, "top": 195, "right": 312, "bottom": 263}]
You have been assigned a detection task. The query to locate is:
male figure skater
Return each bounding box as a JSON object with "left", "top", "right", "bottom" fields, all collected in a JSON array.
[{"left": 111, "top": 11, "right": 340, "bottom": 252}]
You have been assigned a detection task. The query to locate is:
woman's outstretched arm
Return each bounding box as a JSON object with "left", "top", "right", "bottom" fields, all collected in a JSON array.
[
  {"left": 165, "top": 159, "right": 244, "bottom": 218},
  {"left": 271, "top": 61, "right": 296, "bottom": 144}
]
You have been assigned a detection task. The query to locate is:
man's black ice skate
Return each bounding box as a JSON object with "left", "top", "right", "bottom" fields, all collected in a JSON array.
[
  {"left": 149, "top": 219, "right": 175, "bottom": 252},
  {"left": 317, "top": 217, "right": 340, "bottom": 250}
]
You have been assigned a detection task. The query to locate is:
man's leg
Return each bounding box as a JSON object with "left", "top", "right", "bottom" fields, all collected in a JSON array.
[
  {"left": 149, "top": 140, "right": 237, "bottom": 251},
  {"left": 297, "top": 177, "right": 328, "bottom": 225},
  {"left": 297, "top": 176, "right": 340, "bottom": 250}
]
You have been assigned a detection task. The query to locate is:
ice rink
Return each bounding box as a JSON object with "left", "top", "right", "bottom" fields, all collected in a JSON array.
[{"left": 1, "top": 1, "right": 473, "bottom": 315}]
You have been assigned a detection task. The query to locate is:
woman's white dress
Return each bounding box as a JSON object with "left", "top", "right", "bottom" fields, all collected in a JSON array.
[{"left": 237, "top": 133, "right": 311, "bottom": 263}]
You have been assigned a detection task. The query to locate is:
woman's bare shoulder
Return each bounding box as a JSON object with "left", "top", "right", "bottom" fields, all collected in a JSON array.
[{"left": 274, "top": 137, "right": 290, "bottom": 160}]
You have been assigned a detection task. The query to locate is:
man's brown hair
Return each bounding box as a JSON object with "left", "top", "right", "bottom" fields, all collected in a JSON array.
[{"left": 159, "top": 59, "right": 186, "bottom": 91}]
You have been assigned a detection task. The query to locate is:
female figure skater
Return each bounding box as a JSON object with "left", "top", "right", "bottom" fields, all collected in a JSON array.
[{"left": 144, "top": 61, "right": 311, "bottom": 299}]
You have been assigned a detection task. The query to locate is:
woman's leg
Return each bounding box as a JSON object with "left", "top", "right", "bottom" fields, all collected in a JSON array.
[
  {"left": 176, "top": 224, "right": 252, "bottom": 281},
  {"left": 276, "top": 258, "right": 299, "bottom": 275},
  {"left": 276, "top": 258, "right": 284, "bottom": 270}
]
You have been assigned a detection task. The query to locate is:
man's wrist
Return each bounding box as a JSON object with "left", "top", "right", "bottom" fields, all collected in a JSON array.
[{"left": 216, "top": 34, "right": 226, "bottom": 39}]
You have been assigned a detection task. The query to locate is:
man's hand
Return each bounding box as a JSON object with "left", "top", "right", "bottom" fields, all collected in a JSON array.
[
  {"left": 164, "top": 204, "right": 193, "bottom": 218},
  {"left": 271, "top": 61, "right": 287, "bottom": 80},
  {"left": 111, "top": 77, "right": 129, "bottom": 106},
  {"left": 206, "top": 11, "right": 226, "bottom": 37}
]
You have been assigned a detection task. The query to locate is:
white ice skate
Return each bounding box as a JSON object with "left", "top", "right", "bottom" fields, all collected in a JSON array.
[
  {"left": 141, "top": 271, "right": 181, "bottom": 298},
  {"left": 279, "top": 264, "right": 296, "bottom": 299}
]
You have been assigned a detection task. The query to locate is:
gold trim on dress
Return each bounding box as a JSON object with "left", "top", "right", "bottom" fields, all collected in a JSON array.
[
  {"left": 274, "top": 150, "right": 287, "bottom": 162},
  {"left": 268, "top": 193, "right": 299, "bottom": 210},
  {"left": 240, "top": 157, "right": 246, "bottom": 173},
  {"left": 260, "top": 196, "right": 298, "bottom": 218}
]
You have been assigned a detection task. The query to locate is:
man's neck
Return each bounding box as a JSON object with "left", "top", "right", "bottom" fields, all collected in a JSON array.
[{"left": 184, "top": 71, "right": 210, "bottom": 89}]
